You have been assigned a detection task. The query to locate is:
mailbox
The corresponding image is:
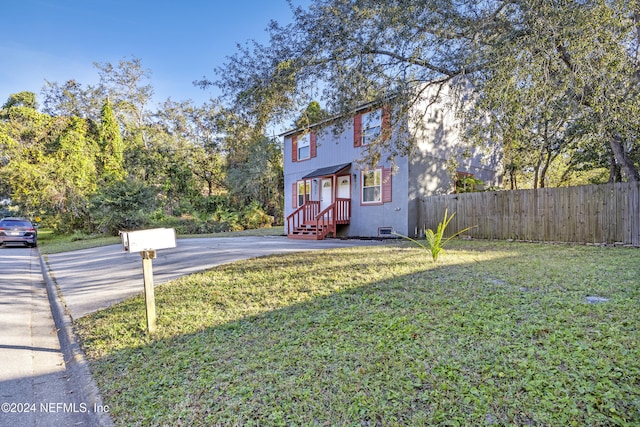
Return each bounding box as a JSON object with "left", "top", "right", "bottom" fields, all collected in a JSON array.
[
  {"left": 119, "top": 228, "right": 177, "bottom": 334},
  {"left": 120, "top": 228, "right": 176, "bottom": 253}
]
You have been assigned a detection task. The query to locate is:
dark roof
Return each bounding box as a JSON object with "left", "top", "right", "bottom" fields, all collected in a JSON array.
[{"left": 301, "top": 163, "right": 351, "bottom": 179}]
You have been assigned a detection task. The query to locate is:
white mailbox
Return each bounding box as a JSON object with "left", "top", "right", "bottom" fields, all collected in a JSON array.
[
  {"left": 120, "top": 228, "right": 177, "bottom": 253},
  {"left": 119, "top": 228, "right": 177, "bottom": 334}
]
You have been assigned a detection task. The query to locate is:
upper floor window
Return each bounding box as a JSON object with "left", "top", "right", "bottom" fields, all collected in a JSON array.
[
  {"left": 354, "top": 106, "right": 389, "bottom": 147},
  {"left": 361, "top": 109, "right": 382, "bottom": 146},
  {"left": 292, "top": 131, "right": 316, "bottom": 162},
  {"left": 297, "top": 133, "right": 311, "bottom": 160}
]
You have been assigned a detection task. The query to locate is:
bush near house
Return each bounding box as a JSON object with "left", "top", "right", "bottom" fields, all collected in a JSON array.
[{"left": 151, "top": 203, "right": 272, "bottom": 235}]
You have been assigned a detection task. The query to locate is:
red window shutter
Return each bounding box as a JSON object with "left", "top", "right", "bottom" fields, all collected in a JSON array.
[
  {"left": 354, "top": 114, "right": 362, "bottom": 147},
  {"left": 292, "top": 135, "right": 298, "bottom": 162},
  {"left": 382, "top": 105, "right": 391, "bottom": 142},
  {"left": 382, "top": 168, "right": 392, "bottom": 203},
  {"left": 310, "top": 132, "right": 317, "bottom": 158},
  {"left": 292, "top": 182, "right": 298, "bottom": 208}
]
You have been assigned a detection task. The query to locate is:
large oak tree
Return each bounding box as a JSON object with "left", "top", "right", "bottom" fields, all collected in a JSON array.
[{"left": 212, "top": 0, "right": 640, "bottom": 182}]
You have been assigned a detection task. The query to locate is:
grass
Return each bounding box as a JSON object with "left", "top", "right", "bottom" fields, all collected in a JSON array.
[
  {"left": 73, "top": 240, "right": 640, "bottom": 426},
  {"left": 38, "top": 226, "right": 284, "bottom": 254},
  {"left": 37, "top": 229, "right": 122, "bottom": 254}
]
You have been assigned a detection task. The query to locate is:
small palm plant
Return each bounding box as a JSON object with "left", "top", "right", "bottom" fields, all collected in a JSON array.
[{"left": 395, "top": 209, "right": 475, "bottom": 263}]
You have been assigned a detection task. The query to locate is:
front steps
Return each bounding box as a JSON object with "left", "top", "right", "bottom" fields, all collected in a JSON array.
[{"left": 288, "top": 224, "right": 330, "bottom": 240}]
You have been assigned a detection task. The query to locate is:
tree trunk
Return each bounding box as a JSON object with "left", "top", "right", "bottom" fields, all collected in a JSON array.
[
  {"left": 533, "top": 155, "right": 542, "bottom": 190},
  {"left": 510, "top": 168, "right": 518, "bottom": 190},
  {"left": 609, "top": 152, "right": 621, "bottom": 183},
  {"left": 539, "top": 152, "right": 552, "bottom": 188},
  {"left": 610, "top": 133, "right": 640, "bottom": 182}
]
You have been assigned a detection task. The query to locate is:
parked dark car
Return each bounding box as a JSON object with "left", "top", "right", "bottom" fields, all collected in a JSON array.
[{"left": 0, "top": 217, "right": 38, "bottom": 247}]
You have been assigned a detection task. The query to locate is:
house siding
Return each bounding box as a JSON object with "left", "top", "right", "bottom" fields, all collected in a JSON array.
[
  {"left": 346, "top": 156, "right": 410, "bottom": 237},
  {"left": 407, "top": 85, "right": 502, "bottom": 236}
]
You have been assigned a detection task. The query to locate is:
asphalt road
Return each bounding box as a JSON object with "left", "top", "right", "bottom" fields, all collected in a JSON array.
[
  {"left": 46, "top": 236, "right": 387, "bottom": 319},
  {"left": 0, "top": 247, "right": 91, "bottom": 426}
]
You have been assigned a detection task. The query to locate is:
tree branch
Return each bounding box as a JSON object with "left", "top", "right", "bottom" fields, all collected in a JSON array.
[{"left": 360, "top": 48, "right": 464, "bottom": 77}]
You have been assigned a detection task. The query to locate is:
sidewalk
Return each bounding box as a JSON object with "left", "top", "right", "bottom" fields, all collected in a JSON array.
[{"left": 0, "top": 248, "right": 111, "bottom": 427}]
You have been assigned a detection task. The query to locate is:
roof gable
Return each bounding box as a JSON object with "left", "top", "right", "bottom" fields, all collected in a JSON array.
[{"left": 301, "top": 163, "right": 351, "bottom": 179}]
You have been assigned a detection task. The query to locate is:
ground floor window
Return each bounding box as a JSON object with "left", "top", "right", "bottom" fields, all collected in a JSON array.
[
  {"left": 297, "top": 181, "right": 311, "bottom": 206},
  {"left": 361, "top": 169, "right": 382, "bottom": 204}
]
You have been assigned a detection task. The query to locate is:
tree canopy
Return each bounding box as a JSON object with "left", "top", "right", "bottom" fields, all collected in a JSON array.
[
  {"left": 211, "top": 0, "right": 640, "bottom": 184},
  {"left": 0, "top": 58, "right": 282, "bottom": 233}
]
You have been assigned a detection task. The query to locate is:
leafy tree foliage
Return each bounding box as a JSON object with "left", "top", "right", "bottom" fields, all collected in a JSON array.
[
  {"left": 89, "top": 178, "right": 158, "bottom": 235},
  {"left": 98, "top": 98, "right": 125, "bottom": 183},
  {"left": 1, "top": 56, "right": 283, "bottom": 234},
  {"left": 2, "top": 91, "right": 37, "bottom": 110},
  {"left": 294, "top": 101, "right": 330, "bottom": 129},
  {"left": 41, "top": 79, "right": 101, "bottom": 120},
  {"left": 466, "top": 0, "right": 640, "bottom": 183},
  {"left": 154, "top": 99, "right": 227, "bottom": 197},
  {"left": 45, "top": 117, "right": 98, "bottom": 231},
  {"left": 94, "top": 57, "right": 154, "bottom": 132},
  {"left": 226, "top": 135, "right": 284, "bottom": 222},
  {"left": 212, "top": 0, "right": 640, "bottom": 183},
  {"left": 0, "top": 100, "right": 98, "bottom": 229},
  {"left": 42, "top": 57, "right": 154, "bottom": 145}
]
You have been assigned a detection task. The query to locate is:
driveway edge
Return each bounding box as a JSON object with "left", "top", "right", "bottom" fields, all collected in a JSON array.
[{"left": 39, "top": 251, "right": 114, "bottom": 427}]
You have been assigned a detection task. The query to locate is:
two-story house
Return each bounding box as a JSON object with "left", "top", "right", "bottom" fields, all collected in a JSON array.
[{"left": 283, "top": 85, "right": 501, "bottom": 239}]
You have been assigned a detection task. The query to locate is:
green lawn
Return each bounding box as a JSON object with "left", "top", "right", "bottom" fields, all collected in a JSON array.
[
  {"left": 37, "top": 229, "right": 122, "bottom": 254},
  {"left": 74, "top": 240, "right": 640, "bottom": 426}
]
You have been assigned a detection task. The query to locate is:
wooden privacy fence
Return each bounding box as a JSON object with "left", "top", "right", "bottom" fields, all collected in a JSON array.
[{"left": 419, "top": 182, "right": 640, "bottom": 246}]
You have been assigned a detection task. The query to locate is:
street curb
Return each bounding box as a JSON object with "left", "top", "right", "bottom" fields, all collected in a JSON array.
[{"left": 39, "top": 250, "right": 114, "bottom": 427}]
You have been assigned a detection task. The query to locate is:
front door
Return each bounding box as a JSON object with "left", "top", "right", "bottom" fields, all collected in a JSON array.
[{"left": 320, "top": 178, "right": 333, "bottom": 212}]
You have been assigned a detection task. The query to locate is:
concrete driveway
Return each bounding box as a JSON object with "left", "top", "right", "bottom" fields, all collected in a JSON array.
[{"left": 45, "top": 236, "right": 386, "bottom": 319}]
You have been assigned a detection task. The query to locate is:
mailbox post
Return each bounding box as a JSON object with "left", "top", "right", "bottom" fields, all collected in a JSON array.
[
  {"left": 141, "top": 249, "right": 157, "bottom": 333},
  {"left": 120, "top": 228, "right": 176, "bottom": 334}
]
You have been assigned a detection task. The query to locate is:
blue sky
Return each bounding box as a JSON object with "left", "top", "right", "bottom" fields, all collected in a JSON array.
[{"left": 1, "top": 0, "right": 306, "bottom": 108}]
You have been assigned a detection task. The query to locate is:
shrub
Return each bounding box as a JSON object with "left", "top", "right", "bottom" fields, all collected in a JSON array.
[
  {"left": 153, "top": 215, "right": 230, "bottom": 234},
  {"left": 395, "top": 209, "right": 475, "bottom": 263},
  {"left": 241, "top": 202, "right": 273, "bottom": 229},
  {"left": 89, "top": 179, "right": 158, "bottom": 235}
]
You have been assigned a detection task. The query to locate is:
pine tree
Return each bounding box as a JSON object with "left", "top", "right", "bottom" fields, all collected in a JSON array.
[{"left": 98, "top": 98, "right": 125, "bottom": 182}]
